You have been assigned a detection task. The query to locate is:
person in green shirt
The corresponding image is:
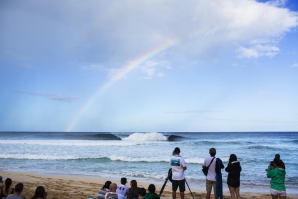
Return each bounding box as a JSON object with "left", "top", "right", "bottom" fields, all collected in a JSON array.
[
  {"left": 266, "top": 156, "right": 286, "bottom": 199},
  {"left": 144, "top": 184, "right": 159, "bottom": 199}
]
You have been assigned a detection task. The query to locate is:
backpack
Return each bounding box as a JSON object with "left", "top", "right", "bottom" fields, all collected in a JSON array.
[{"left": 168, "top": 168, "right": 173, "bottom": 182}]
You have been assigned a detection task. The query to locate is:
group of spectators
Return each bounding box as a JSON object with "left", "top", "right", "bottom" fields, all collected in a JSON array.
[
  {"left": 0, "top": 177, "right": 47, "bottom": 199},
  {"left": 97, "top": 177, "right": 160, "bottom": 199},
  {"left": 170, "top": 147, "right": 286, "bottom": 199},
  {"left": 1, "top": 147, "right": 286, "bottom": 199}
]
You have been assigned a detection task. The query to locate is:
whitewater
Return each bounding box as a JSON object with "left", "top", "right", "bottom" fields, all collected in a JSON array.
[{"left": 0, "top": 131, "right": 297, "bottom": 193}]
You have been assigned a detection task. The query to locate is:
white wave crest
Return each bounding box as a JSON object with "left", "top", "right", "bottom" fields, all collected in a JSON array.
[
  {"left": 109, "top": 155, "right": 169, "bottom": 162},
  {"left": 122, "top": 132, "right": 167, "bottom": 141},
  {"left": 0, "top": 140, "right": 138, "bottom": 146},
  {"left": 0, "top": 154, "right": 77, "bottom": 160}
]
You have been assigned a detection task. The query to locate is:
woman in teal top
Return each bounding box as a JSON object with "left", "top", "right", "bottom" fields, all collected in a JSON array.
[{"left": 266, "top": 156, "right": 286, "bottom": 199}]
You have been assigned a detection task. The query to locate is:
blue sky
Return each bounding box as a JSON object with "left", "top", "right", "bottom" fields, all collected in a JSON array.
[{"left": 0, "top": 0, "right": 297, "bottom": 132}]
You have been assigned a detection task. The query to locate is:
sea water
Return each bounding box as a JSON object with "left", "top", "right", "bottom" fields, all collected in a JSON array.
[{"left": 0, "top": 131, "right": 297, "bottom": 193}]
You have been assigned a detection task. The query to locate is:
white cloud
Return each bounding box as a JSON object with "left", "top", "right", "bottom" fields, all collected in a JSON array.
[
  {"left": 236, "top": 44, "right": 280, "bottom": 58},
  {"left": 1, "top": 0, "right": 297, "bottom": 71},
  {"left": 291, "top": 62, "right": 298, "bottom": 67},
  {"left": 140, "top": 60, "right": 170, "bottom": 79},
  {"left": 141, "top": 61, "right": 158, "bottom": 78},
  {"left": 266, "top": 0, "right": 287, "bottom": 7}
]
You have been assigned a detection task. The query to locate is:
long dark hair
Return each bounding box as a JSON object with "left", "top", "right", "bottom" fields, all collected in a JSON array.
[
  {"left": 31, "top": 186, "right": 46, "bottom": 199},
  {"left": 274, "top": 154, "right": 285, "bottom": 169},
  {"left": 4, "top": 178, "right": 12, "bottom": 195},
  {"left": 130, "top": 180, "right": 138, "bottom": 196},
  {"left": 229, "top": 154, "right": 237, "bottom": 163},
  {"left": 102, "top": 181, "right": 112, "bottom": 190}
]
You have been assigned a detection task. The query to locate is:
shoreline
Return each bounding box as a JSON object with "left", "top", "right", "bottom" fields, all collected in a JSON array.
[{"left": 1, "top": 170, "right": 297, "bottom": 199}]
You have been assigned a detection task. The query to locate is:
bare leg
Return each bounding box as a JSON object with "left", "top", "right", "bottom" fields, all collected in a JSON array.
[
  {"left": 235, "top": 187, "right": 240, "bottom": 199},
  {"left": 172, "top": 191, "right": 176, "bottom": 199},
  {"left": 180, "top": 192, "right": 184, "bottom": 199},
  {"left": 229, "top": 187, "right": 235, "bottom": 199},
  {"left": 271, "top": 194, "right": 278, "bottom": 199},
  {"left": 206, "top": 190, "right": 211, "bottom": 199}
]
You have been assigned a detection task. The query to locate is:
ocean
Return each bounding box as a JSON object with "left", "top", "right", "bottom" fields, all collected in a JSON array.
[{"left": 0, "top": 131, "right": 297, "bottom": 194}]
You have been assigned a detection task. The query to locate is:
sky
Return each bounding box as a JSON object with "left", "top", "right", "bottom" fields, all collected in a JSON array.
[{"left": 0, "top": 0, "right": 298, "bottom": 132}]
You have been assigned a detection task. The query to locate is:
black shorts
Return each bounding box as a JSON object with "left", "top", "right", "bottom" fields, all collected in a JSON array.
[{"left": 172, "top": 179, "right": 185, "bottom": 192}]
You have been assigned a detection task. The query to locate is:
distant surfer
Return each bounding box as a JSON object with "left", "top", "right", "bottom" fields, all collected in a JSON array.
[{"left": 169, "top": 147, "right": 187, "bottom": 199}]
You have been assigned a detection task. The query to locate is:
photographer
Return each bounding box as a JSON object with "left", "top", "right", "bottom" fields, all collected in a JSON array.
[
  {"left": 169, "top": 147, "right": 186, "bottom": 199},
  {"left": 267, "top": 157, "right": 286, "bottom": 199}
]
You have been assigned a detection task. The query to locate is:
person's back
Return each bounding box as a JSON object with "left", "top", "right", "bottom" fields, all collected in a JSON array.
[
  {"left": 203, "top": 148, "right": 217, "bottom": 199},
  {"left": 144, "top": 184, "right": 159, "bottom": 199},
  {"left": 30, "top": 186, "right": 47, "bottom": 199},
  {"left": 98, "top": 181, "right": 112, "bottom": 199},
  {"left": 267, "top": 156, "right": 286, "bottom": 198},
  {"left": 144, "top": 192, "right": 159, "bottom": 199},
  {"left": 128, "top": 180, "right": 139, "bottom": 199},
  {"left": 1, "top": 178, "right": 14, "bottom": 198},
  {"left": 105, "top": 183, "right": 126, "bottom": 199},
  {"left": 7, "top": 183, "right": 24, "bottom": 199},
  {"left": 116, "top": 178, "right": 129, "bottom": 197},
  {"left": 204, "top": 156, "right": 217, "bottom": 181},
  {"left": 267, "top": 166, "right": 286, "bottom": 191},
  {"left": 137, "top": 187, "right": 146, "bottom": 199}
]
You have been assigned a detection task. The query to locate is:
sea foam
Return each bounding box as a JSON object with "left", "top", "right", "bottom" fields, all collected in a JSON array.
[{"left": 122, "top": 132, "right": 167, "bottom": 141}]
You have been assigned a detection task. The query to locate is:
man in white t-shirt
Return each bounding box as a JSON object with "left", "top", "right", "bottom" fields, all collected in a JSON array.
[
  {"left": 105, "top": 183, "right": 126, "bottom": 199},
  {"left": 116, "top": 177, "right": 129, "bottom": 198},
  {"left": 169, "top": 147, "right": 187, "bottom": 199},
  {"left": 203, "top": 148, "right": 217, "bottom": 199}
]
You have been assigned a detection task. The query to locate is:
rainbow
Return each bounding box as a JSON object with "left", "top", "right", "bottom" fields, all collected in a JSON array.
[
  {"left": 64, "top": 37, "right": 181, "bottom": 132},
  {"left": 64, "top": 20, "right": 205, "bottom": 132}
]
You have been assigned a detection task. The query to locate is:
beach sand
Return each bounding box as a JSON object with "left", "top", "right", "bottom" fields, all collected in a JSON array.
[{"left": 0, "top": 170, "right": 297, "bottom": 199}]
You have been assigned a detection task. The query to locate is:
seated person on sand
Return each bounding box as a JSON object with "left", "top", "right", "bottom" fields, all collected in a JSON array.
[
  {"left": 116, "top": 178, "right": 129, "bottom": 198},
  {"left": 105, "top": 183, "right": 126, "bottom": 199},
  {"left": 98, "top": 181, "right": 112, "bottom": 199},
  {"left": 30, "top": 186, "right": 47, "bottom": 199},
  {"left": 0, "top": 178, "right": 14, "bottom": 198},
  {"left": 144, "top": 184, "right": 159, "bottom": 199},
  {"left": 137, "top": 188, "right": 146, "bottom": 199},
  {"left": 7, "top": 183, "right": 25, "bottom": 199},
  {"left": 128, "top": 180, "right": 139, "bottom": 199}
]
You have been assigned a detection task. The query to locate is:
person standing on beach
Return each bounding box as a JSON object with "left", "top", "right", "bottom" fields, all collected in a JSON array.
[
  {"left": 267, "top": 157, "right": 286, "bottom": 199},
  {"left": 169, "top": 147, "right": 187, "bottom": 199},
  {"left": 225, "top": 154, "right": 242, "bottom": 199},
  {"left": 116, "top": 177, "right": 130, "bottom": 198},
  {"left": 203, "top": 148, "right": 224, "bottom": 199}
]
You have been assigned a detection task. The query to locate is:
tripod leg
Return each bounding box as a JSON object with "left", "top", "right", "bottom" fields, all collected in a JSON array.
[{"left": 185, "top": 180, "right": 194, "bottom": 199}]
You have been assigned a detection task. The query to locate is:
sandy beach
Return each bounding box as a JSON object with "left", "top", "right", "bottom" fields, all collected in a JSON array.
[{"left": 0, "top": 170, "right": 297, "bottom": 199}]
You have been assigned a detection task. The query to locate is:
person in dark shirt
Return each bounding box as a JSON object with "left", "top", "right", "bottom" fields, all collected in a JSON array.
[{"left": 225, "top": 154, "right": 242, "bottom": 199}]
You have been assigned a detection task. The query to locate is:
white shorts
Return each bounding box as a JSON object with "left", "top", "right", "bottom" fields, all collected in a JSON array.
[{"left": 270, "top": 188, "right": 286, "bottom": 196}]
